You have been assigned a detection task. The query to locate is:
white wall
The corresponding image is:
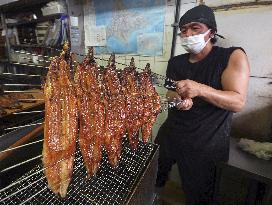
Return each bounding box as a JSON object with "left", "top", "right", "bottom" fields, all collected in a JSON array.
[
  {"left": 211, "top": 3, "right": 272, "bottom": 141},
  {"left": 158, "top": 0, "right": 272, "bottom": 184},
  {"left": 175, "top": 0, "right": 272, "bottom": 141}
]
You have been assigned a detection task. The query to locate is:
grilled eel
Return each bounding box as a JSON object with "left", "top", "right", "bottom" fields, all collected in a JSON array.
[
  {"left": 139, "top": 63, "right": 161, "bottom": 143},
  {"left": 103, "top": 54, "right": 126, "bottom": 168},
  {"left": 121, "top": 58, "right": 143, "bottom": 151},
  {"left": 43, "top": 56, "right": 78, "bottom": 198},
  {"left": 75, "top": 50, "right": 105, "bottom": 178}
]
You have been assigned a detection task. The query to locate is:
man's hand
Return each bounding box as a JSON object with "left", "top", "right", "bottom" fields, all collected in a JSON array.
[
  {"left": 176, "top": 98, "right": 193, "bottom": 110},
  {"left": 166, "top": 90, "right": 193, "bottom": 111},
  {"left": 175, "top": 79, "right": 203, "bottom": 98}
]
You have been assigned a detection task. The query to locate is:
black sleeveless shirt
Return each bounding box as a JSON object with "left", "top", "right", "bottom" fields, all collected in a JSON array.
[{"left": 163, "top": 46, "right": 244, "bottom": 154}]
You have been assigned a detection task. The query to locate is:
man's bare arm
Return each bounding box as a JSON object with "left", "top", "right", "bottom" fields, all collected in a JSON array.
[{"left": 176, "top": 49, "right": 250, "bottom": 112}]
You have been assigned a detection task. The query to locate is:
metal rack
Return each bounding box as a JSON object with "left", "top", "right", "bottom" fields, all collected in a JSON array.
[
  {"left": 0, "top": 48, "right": 178, "bottom": 120},
  {"left": 0, "top": 138, "right": 158, "bottom": 205},
  {"left": 0, "top": 48, "right": 182, "bottom": 204},
  {"left": 0, "top": 50, "right": 180, "bottom": 144}
]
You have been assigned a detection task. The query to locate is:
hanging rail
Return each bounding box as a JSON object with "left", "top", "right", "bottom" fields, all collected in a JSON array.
[
  {"left": 1, "top": 97, "right": 180, "bottom": 132},
  {"left": 11, "top": 49, "right": 177, "bottom": 89}
]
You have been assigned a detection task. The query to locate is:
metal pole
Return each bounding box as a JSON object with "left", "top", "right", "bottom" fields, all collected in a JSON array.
[
  {"left": 0, "top": 10, "right": 10, "bottom": 62},
  {"left": 170, "top": 0, "right": 181, "bottom": 58}
]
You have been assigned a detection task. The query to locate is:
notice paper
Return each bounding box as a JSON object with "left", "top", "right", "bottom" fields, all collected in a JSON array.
[
  {"left": 85, "top": 26, "right": 106, "bottom": 47},
  {"left": 70, "top": 16, "right": 79, "bottom": 27}
]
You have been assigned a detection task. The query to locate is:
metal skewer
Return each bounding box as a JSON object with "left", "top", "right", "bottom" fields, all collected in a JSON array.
[
  {"left": 3, "top": 90, "right": 43, "bottom": 93},
  {"left": 2, "top": 73, "right": 42, "bottom": 77},
  {"left": 0, "top": 139, "right": 44, "bottom": 154},
  {"left": 12, "top": 110, "right": 45, "bottom": 115},
  {"left": 3, "top": 84, "right": 42, "bottom": 87},
  {"left": 4, "top": 122, "right": 44, "bottom": 131},
  {"left": 17, "top": 99, "right": 44, "bottom": 101},
  {"left": 0, "top": 155, "right": 42, "bottom": 173}
]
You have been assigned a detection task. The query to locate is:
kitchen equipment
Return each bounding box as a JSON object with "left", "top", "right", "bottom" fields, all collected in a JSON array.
[
  {"left": 0, "top": 47, "right": 179, "bottom": 205},
  {"left": 0, "top": 137, "right": 159, "bottom": 205}
]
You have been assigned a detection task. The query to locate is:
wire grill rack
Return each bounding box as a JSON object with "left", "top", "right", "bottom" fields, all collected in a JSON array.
[{"left": 0, "top": 138, "right": 158, "bottom": 205}]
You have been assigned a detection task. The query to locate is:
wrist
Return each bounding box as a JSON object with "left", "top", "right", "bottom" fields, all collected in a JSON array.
[{"left": 198, "top": 83, "right": 206, "bottom": 97}]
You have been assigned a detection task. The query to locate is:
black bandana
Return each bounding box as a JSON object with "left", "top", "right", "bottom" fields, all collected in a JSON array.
[{"left": 179, "top": 5, "right": 224, "bottom": 38}]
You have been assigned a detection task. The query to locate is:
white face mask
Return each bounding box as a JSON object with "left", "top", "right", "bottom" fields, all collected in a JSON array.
[{"left": 181, "top": 29, "right": 211, "bottom": 54}]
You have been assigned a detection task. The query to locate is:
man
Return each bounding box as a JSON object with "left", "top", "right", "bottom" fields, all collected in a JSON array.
[{"left": 155, "top": 4, "right": 250, "bottom": 205}]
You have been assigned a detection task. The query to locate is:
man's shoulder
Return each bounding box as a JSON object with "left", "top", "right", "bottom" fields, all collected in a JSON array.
[
  {"left": 169, "top": 53, "right": 188, "bottom": 63},
  {"left": 214, "top": 46, "right": 246, "bottom": 54}
]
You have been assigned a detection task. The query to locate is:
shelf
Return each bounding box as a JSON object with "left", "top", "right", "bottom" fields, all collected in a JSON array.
[
  {"left": 6, "top": 14, "right": 63, "bottom": 27},
  {"left": 10, "top": 44, "right": 61, "bottom": 50},
  {"left": 10, "top": 62, "right": 47, "bottom": 68},
  {"left": 0, "top": 59, "right": 9, "bottom": 63},
  {"left": 0, "top": 0, "right": 51, "bottom": 12}
]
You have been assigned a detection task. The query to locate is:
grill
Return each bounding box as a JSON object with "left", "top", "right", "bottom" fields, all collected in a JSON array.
[
  {"left": 0, "top": 47, "right": 177, "bottom": 205},
  {"left": 0, "top": 138, "right": 159, "bottom": 205}
]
